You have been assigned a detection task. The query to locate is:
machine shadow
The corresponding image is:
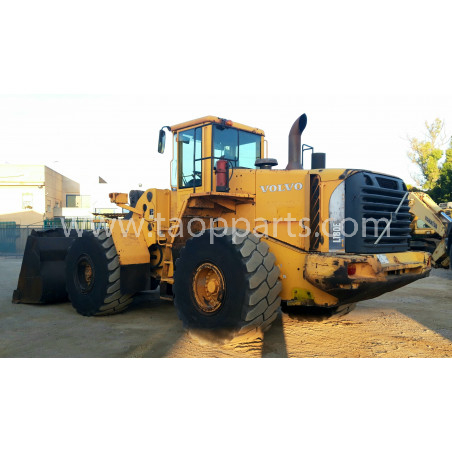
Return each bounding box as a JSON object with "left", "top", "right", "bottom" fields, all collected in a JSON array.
[
  {"left": 262, "top": 310, "right": 288, "bottom": 358},
  {"left": 392, "top": 269, "right": 452, "bottom": 342},
  {"left": 130, "top": 293, "right": 291, "bottom": 357},
  {"left": 120, "top": 290, "right": 186, "bottom": 357}
]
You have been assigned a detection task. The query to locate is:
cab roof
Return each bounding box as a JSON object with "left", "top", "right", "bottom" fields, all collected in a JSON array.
[{"left": 170, "top": 116, "right": 265, "bottom": 136}]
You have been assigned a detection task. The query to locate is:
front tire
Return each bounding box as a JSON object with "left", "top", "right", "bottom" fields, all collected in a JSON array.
[
  {"left": 65, "top": 230, "right": 135, "bottom": 316},
  {"left": 173, "top": 228, "right": 282, "bottom": 335}
]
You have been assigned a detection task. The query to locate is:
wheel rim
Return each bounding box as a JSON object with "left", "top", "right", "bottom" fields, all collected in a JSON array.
[
  {"left": 192, "top": 263, "right": 225, "bottom": 313},
  {"left": 75, "top": 254, "right": 95, "bottom": 293}
]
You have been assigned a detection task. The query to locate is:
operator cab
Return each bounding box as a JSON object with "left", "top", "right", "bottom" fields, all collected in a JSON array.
[{"left": 157, "top": 116, "right": 266, "bottom": 193}]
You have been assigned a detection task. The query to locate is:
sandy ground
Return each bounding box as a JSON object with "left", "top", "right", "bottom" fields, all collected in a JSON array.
[{"left": 0, "top": 257, "right": 451, "bottom": 358}]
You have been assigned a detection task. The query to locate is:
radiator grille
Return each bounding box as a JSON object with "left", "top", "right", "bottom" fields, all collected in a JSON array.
[{"left": 345, "top": 172, "right": 411, "bottom": 253}]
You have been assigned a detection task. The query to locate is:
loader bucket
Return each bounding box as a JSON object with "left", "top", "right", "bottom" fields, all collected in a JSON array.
[{"left": 12, "top": 228, "right": 78, "bottom": 304}]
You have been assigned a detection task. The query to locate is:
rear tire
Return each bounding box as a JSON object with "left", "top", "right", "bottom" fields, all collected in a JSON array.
[
  {"left": 65, "top": 230, "right": 135, "bottom": 316},
  {"left": 173, "top": 228, "right": 282, "bottom": 335}
]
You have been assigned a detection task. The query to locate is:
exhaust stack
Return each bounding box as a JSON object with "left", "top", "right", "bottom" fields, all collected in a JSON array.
[{"left": 286, "top": 114, "right": 307, "bottom": 170}]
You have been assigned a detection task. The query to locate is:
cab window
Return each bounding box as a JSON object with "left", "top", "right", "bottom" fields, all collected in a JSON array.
[
  {"left": 178, "top": 127, "right": 202, "bottom": 189},
  {"left": 213, "top": 125, "right": 261, "bottom": 168}
]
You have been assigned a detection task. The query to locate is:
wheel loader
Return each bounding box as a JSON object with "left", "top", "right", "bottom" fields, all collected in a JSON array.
[{"left": 13, "top": 114, "right": 431, "bottom": 335}]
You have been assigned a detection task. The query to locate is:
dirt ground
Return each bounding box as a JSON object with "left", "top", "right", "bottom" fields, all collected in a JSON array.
[{"left": 0, "top": 257, "right": 451, "bottom": 358}]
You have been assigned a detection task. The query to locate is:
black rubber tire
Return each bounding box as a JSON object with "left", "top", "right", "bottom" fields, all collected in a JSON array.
[
  {"left": 124, "top": 190, "right": 144, "bottom": 220},
  {"left": 65, "top": 230, "right": 135, "bottom": 316},
  {"left": 173, "top": 228, "right": 282, "bottom": 335}
]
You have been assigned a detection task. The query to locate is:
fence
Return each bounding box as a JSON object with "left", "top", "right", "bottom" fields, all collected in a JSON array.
[
  {"left": 0, "top": 225, "right": 32, "bottom": 255},
  {"left": 43, "top": 217, "right": 107, "bottom": 231},
  {"left": 0, "top": 218, "right": 108, "bottom": 256}
]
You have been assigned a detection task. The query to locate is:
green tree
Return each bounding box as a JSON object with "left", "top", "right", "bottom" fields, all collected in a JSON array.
[
  {"left": 429, "top": 143, "right": 452, "bottom": 203},
  {"left": 408, "top": 118, "right": 445, "bottom": 190}
]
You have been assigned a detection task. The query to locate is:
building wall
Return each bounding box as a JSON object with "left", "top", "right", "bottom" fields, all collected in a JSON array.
[
  {"left": 0, "top": 164, "right": 80, "bottom": 225},
  {"left": 44, "top": 166, "right": 80, "bottom": 218}
]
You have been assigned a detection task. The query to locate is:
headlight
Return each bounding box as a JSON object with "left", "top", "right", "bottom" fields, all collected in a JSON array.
[{"left": 329, "top": 181, "right": 345, "bottom": 252}]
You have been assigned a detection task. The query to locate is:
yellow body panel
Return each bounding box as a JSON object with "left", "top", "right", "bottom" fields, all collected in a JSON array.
[
  {"left": 260, "top": 237, "right": 338, "bottom": 305},
  {"left": 409, "top": 192, "right": 448, "bottom": 237},
  {"left": 432, "top": 240, "right": 449, "bottom": 267},
  {"left": 302, "top": 250, "right": 430, "bottom": 304},
  {"left": 108, "top": 188, "right": 171, "bottom": 267},
  {"left": 109, "top": 219, "right": 150, "bottom": 266}
]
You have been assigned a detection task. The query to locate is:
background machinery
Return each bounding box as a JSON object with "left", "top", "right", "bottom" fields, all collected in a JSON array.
[
  {"left": 438, "top": 202, "right": 452, "bottom": 218},
  {"left": 409, "top": 192, "right": 452, "bottom": 269},
  {"left": 13, "top": 114, "right": 431, "bottom": 335}
]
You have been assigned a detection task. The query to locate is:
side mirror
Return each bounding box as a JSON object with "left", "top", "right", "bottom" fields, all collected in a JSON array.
[{"left": 158, "top": 129, "right": 166, "bottom": 154}]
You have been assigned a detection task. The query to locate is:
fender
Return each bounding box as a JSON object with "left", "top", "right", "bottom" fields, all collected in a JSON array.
[{"left": 109, "top": 219, "right": 151, "bottom": 293}]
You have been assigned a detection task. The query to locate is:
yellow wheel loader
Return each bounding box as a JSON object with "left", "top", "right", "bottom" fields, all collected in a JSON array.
[{"left": 13, "top": 114, "right": 431, "bottom": 335}]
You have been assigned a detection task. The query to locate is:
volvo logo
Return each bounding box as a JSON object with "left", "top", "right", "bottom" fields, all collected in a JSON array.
[{"left": 260, "top": 182, "right": 303, "bottom": 193}]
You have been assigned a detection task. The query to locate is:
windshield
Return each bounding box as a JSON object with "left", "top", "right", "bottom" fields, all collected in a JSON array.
[{"left": 213, "top": 125, "right": 261, "bottom": 168}]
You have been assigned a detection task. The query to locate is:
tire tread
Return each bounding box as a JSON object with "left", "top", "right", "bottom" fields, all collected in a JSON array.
[
  {"left": 67, "top": 229, "right": 134, "bottom": 316},
  {"left": 174, "top": 228, "right": 282, "bottom": 335}
]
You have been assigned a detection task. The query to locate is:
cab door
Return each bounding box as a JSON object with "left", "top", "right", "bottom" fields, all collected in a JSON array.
[{"left": 174, "top": 126, "right": 205, "bottom": 213}]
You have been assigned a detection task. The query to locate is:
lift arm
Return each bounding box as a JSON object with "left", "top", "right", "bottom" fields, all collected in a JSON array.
[{"left": 409, "top": 192, "right": 452, "bottom": 268}]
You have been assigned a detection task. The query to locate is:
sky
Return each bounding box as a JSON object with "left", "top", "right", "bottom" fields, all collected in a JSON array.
[{"left": 1, "top": 1, "right": 451, "bottom": 195}]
